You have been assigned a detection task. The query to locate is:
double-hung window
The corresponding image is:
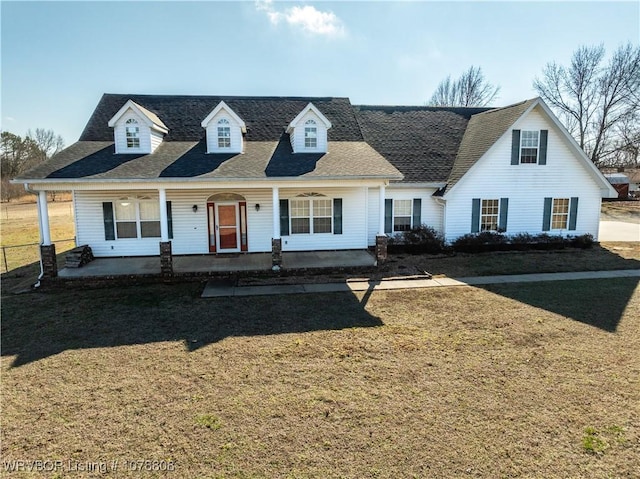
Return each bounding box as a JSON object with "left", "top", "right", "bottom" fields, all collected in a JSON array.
[
  {"left": 114, "top": 197, "right": 161, "bottom": 239},
  {"left": 393, "top": 200, "right": 412, "bottom": 232},
  {"left": 125, "top": 119, "right": 140, "bottom": 149},
  {"left": 290, "top": 197, "right": 332, "bottom": 234},
  {"left": 304, "top": 120, "right": 317, "bottom": 149},
  {"left": 217, "top": 118, "right": 231, "bottom": 148},
  {"left": 480, "top": 199, "right": 500, "bottom": 231},
  {"left": 520, "top": 130, "right": 539, "bottom": 163},
  {"left": 551, "top": 198, "right": 570, "bottom": 230}
]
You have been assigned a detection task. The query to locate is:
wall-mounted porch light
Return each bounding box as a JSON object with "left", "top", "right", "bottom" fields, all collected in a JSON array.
[
  {"left": 192, "top": 204, "right": 198, "bottom": 213},
  {"left": 255, "top": 203, "right": 260, "bottom": 211}
]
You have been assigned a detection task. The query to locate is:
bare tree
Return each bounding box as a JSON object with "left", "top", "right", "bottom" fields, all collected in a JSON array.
[
  {"left": 26, "top": 128, "right": 65, "bottom": 161},
  {"left": 0, "top": 131, "right": 39, "bottom": 178},
  {"left": 534, "top": 43, "right": 640, "bottom": 167},
  {"left": 1, "top": 129, "right": 66, "bottom": 201},
  {"left": 428, "top": 66, "right": 500, "bottom": 107}
]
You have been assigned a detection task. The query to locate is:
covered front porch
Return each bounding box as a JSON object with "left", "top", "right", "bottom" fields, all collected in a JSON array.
[{"left": 57, "top": 250, "right": 376, "bottom": 279}]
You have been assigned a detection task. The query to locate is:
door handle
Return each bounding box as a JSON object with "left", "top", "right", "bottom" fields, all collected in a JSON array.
[{"left": 216, "top": 225, "right": 219, "bottom": 230}]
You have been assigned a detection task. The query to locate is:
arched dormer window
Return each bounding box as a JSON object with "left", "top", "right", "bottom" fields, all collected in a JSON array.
[
  {"left": 217, "top": 118, "right": 231, "bottom": 148},
  {"left": 304, "top": 120, "right": 317, "bottom": 149},
  {"left": 125, "top": 119, "right": 140, "bottom": 149}
]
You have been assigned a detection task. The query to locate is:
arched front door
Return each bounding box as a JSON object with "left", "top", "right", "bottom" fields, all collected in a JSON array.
[{"left": 206, "top": 193, "right": 248, "bottom": 253}]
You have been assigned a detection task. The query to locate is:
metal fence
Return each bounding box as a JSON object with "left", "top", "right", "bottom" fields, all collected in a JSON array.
[{"left": 0, "top": 238, "right": 76, "bottom": 273}]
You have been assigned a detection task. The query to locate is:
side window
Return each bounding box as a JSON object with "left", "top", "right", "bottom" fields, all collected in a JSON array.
[
  {"left": 551, "top": 198, "right": 570, "bottom": 229},
  {"left": 393, "top": 200, "right": 412, "bottom": 232},
  {"left": 480, "top": 199, "right": 500, "bottom": 231}
]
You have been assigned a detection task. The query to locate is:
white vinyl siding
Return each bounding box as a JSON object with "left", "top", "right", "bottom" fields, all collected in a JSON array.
[
  {"left": 75, "top": 191, "right": 162, "bottom": 256},
  {"left": 74, "top": 186, "right": 369, "bottom": 256},
  {"left": 150, "top": 130, "right": 164, "bottom": 153},
  {"left": 280, "top": 188, "right": 366, "bottom": 251},
  {"left": 443, "top": 106, "right": 603, "bottom": 241},
  {"left": 367, "top": 187, "right": 443, "bottom": 246}
]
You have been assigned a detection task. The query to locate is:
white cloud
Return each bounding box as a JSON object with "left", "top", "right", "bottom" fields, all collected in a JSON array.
[
  {"left": 4, "top": 116, "right": 16, "bottom": 122},
  {"left": 256, "top": 1, "right": 346, "bottom": 37}
]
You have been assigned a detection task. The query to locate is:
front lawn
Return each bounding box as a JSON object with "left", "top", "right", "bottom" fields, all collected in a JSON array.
[{"left": 2, "top": 279, "right": 639, "bottom": 477}]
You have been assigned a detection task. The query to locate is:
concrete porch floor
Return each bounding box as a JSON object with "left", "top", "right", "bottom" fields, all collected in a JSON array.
[{"left": 57, "top": 250, "right": 376, "bottom": 278}]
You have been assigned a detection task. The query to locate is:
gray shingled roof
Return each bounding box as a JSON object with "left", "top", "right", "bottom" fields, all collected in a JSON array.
[
  {"left": 446, "top": 98, "right": 538, "bottom": 191},
  {"left": 80, "top": 94, "right": 364, "bottom": 142},
  {"left": 354, "top": 105, "right": 489, "bottom": 183},
  {"left": 17, "top": 94, "right": 402, "bottom": 181},
  {"left": 22, "top": 140, "right": 400, "bottom": 180},
  {"left": 16, "top": 94, "right": 540, "bottom": 187}
]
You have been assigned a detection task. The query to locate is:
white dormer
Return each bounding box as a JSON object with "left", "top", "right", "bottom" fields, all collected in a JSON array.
[
  {"left": 201, "top": 101, "right": 246, "bottom": 154},
  {"left": 286, "top": 103, "right": 332, "bottom": 153},
  {"left": 108, "top": 100, "right": 169, "bottom": 154}
]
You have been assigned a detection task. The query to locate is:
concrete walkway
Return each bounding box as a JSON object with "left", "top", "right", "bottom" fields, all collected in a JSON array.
[{"left": 201, "top": 269, "right": 640, "bottom": 298}]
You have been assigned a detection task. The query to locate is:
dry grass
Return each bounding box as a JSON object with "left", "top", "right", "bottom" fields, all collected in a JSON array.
[
  {"left": 379, "top": 242, "right": 640, "bottom": 279},
  {"left": 2, "top": 279, "right": 639, "bottom": 478},
  {"left": 0, "top": 200, "right": 76, "bottom": 273}
]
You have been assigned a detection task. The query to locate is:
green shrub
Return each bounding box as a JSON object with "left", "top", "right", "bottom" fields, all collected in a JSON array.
[
  {"left": 388, "top": 225, "right": 447, "bottom": 255},
  {"left": 569, "top": 233, "right": 594, "bottom": 249},
  {"left": 451, "top": 231, "right": 508, "bottom": 253},
  {"left": 452, "top": 232, "right": 595, "bottom": 253}
]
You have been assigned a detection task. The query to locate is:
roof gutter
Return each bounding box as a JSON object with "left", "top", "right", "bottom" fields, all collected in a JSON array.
[{"left": 12, "top": 174, "right": 404, "bottom": 185}]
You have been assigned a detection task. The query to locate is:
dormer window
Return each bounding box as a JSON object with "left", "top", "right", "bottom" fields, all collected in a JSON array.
[
  {"left": 217, "top": 119, "right": 231, "bottom": 148},
  {"left": 125, "top": 119, "right": 140, "bottom": 149},
  {"left": 304, "top": 120, "right": 317, "bottom": 149},
  {"left": 287, "top": 103, "right": 332, "bottom": 154},
  {"left": 201, "top": 101, "right": 246, "bottom": 154},
  {"left": 108, "top": 100, "right": 169, "bottom": 154}
]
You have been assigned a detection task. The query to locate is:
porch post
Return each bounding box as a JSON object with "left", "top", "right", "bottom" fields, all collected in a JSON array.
[
  {"left": 158, "top": 188, "right": 172, "bottom": 276},
  {"left": 38, "top": 190, "right": 51, "bottom": 246},
  {"left": 271, "top": 186, "right": 282, "bottom": 270},
  {"left": 38, "top": 190, "right": 57, "bottom": 278},
  {"left": 159, "top": 188, "right": 169, "bottom": 242},
  {"left": 272, "top": 186, "right": 280, "bottom": 239},
  {"left": 376, "top": 184, "right": 388, "bottom": 265},
  {"left": 378, "top": 184, "right": 386, "bottom": 235}
]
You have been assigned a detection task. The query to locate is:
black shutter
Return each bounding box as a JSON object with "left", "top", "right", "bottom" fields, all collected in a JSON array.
[
  {"left": 279, "top": 199, "right": 289, "bottom": 236},
  {"left": 511, "top": 130, "right": 521, "bottom": 165},
  {"left": 384, "top": 199, "right": 393, "bottom": 234},
  {"left": 333, "top": 198, "right": 342, "bottom": 235},
  {"left": 103, "top": 202, "right": 115, "bottom": 240},
  {"left": 499, "top": 198, "right": 509, "bottom": 232},
  {"left": 569, "top": 197, "right": 579, "bottom": 230},
  {"left": 412, "top": 198, "right": 421, "bottom": 228},
  {"left": 539, "top": 130, "right": 548, "bottom": 165},
  {"left": 166, "top": 201, "right": 173, "bottom": 239},
  {"left": 471, "top": 198, "right": 481, "bottom": 233},
  {"left": 542, "top": 197, "right": 553, "bottom": 231}
]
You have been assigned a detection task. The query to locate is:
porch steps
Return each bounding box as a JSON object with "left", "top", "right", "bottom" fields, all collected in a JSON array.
[{"left": 65, "top": 245, "right": 94, "bottom": 268}]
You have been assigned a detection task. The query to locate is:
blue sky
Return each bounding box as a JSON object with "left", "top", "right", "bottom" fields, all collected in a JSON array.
[{"left": 1, "top": 1, "right": 638, "bottom": 145}]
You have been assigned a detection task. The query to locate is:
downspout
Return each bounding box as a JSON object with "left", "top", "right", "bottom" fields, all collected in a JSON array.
[
  {"left": 434, "top": 197, "right": 447, "bottom": 244},
  {"left": 24, "top": 183, "right": 44, "bottom": 287}
]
